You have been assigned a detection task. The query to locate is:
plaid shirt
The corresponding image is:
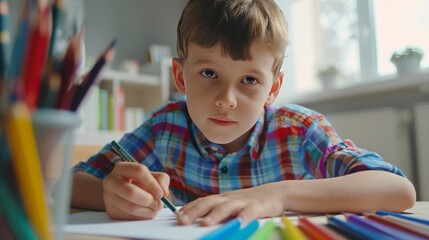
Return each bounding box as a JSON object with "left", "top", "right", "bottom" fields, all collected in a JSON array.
[{"left": 74, "top": 99, "right": 405, "bottom": 205}]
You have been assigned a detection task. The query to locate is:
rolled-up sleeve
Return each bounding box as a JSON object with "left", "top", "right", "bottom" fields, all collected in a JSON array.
[
  {"left": 73, "top": 119, "right": 162, "bottom": 180},
  {"left": 300, "top": 114, "right": 406, "bottom": 179}
]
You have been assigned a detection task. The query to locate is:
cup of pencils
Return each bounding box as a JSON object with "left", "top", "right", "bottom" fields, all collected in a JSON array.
[
  {"left": 32, "top": 109, "right": 81, "bottom": 240},
  {"left": 0, "top": 0, "right": 116, "bottom": 238}
]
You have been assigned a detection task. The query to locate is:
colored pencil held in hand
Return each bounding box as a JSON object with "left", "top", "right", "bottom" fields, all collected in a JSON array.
[
  {"left": 58, "top": 39, "right": 116, "bottom": 111},
  {"left": 110, "top": 140, "right": 179, "bottom": 216}
]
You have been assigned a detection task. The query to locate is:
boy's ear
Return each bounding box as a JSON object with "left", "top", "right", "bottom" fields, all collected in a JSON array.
[
  {"left": 172, "top": 57, "right": 186, "bottom": 95},
  {"left": 265, "top": 72, "right": 284, "bottom": 105}
]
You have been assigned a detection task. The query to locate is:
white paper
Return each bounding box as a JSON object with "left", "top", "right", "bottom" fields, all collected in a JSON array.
[
  {"left": 64, "top": 209, "right": 301, "bottom": 240},
  {"left": 64, "top": 208, "right": 218, "bottom": 240}
]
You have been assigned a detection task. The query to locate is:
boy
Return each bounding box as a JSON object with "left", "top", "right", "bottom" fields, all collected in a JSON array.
[{"left": 71, "top": 0, "right": 415, "bottom": 226}]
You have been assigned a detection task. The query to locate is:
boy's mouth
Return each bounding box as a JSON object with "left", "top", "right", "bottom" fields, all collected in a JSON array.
[{"left": 209, "top": 116, "right": 237, "bottom": 126}]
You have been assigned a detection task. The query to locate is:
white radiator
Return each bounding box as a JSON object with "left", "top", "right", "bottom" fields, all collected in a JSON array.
[
  {"left": 415, "top": 103, "right": 429, "bottom": 201},
  {"left": 324, "top": 107, "right": 413, "bottom": 181}
]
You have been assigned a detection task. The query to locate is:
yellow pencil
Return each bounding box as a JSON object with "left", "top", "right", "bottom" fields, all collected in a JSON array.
[
  {"left": 5, "top": 101, "right": 53, "bottom": 240},
  {"left": 281, "top": 214, "right": 307, "bottom": 240}
]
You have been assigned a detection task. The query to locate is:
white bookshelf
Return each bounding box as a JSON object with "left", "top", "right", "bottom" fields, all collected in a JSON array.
[{"left": 74, "top": 58, "right": 172, "bottom": 146}]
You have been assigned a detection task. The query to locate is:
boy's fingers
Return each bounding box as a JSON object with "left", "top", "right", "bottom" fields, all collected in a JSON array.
[
  {"left": 106, "top": 193, "right": 159, "bottom": 220},
  {"left": 112, "top": 162, "right": 164, "bottom": 199},
  {"left": 107, "top": 175, "right": 159, "bottom": 208},
  {"left": 152, "top": 172, "right": 170, "bottom": 196}
]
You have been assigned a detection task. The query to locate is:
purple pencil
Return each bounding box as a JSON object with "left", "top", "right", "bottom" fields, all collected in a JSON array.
[
  {"left": 69, "top": 39, "right": 116, "bottom": 111},
  {"left": 346, "top": 214, "right": 426, "bottom": 240}
]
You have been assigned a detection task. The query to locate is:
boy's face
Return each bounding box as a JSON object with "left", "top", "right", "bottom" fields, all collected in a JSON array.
[{"left": 172, "top": 41, "right": 283, "bottom": 152}]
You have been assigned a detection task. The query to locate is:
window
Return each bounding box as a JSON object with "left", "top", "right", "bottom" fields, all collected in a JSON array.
[
  {"left": 373, "top": 0, "right": 429, "bottom": 75},
  {"left": 276, "top": 0, "right": 429, "bottom": 103}
]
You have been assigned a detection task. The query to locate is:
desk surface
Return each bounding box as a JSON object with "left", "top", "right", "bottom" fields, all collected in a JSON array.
[{"left": 65, "top": 201, "right": 429, "bottom": 240}]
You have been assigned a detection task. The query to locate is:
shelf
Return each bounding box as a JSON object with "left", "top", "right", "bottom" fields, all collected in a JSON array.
[
  {"left": 285, "top": 69, "right": 429, "bottom": 105},
  {"left": 100, "top": 68, "right": 160, "bottom": 86}
]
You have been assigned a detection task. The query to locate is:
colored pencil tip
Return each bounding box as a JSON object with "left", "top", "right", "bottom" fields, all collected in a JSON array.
[{"left": 109, "top": 39, "right": 117, "bottom": 48}]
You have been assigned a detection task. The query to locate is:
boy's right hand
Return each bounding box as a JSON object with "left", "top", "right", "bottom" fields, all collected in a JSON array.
[{"left": 103, "top": 162, "right": 170, "bottom": 220}]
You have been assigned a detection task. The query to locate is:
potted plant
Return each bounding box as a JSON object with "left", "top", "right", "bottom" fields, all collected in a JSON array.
[
  {"left": 390, "top": 46, "right": 424, "bottom": 76},
  {"left": 318, "top": 66, "right": 340, "bottom": 89}
]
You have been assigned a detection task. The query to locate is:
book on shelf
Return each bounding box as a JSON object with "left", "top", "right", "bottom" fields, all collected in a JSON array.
[{"left": 77, "top": 85, "right": 148, "bottom": 134}]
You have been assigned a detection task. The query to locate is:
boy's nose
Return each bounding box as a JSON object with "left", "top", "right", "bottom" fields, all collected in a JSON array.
[{"left": 215, "top": 89, "right": 237, "bottom": 109}]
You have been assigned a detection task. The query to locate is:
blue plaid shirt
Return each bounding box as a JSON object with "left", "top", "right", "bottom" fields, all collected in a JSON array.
[{"left": 74, "top": 99, "right": 405, "bottom": 205}]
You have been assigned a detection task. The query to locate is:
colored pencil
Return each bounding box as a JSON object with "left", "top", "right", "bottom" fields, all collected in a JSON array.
[
  {"left": 0, "top": 174, "right": 37, "bottom": 240},
  {"left": 200, "top": 218, "right": 241, "bottom": 240},
  {"left": 327, "top": 215, "right": 389, "bottom": 240},
  {"left": 110, "top": 140, "right": 178, "bottom": 215},
  {"left": 0, "top": 0, "right": 10, "bottom": 112},
  {"left": 365, "top": 213, "right": 429, "bottom": 238},
  {"left": 56, "top": 30, "right": 84, "bottom": 109},
  {"left": 21, "top": 4, "right": 51, "bottom": 111},
  {"left": 280, "top": 214, "right": 306, "bottom": 240},
  {"left": 5, "top": 101, "right": 53, "bottom": 240},
  {"left": 249, "top": 218, "right": 276, "bottom": 240},
  {"left": 69, "top": 39, "right": 116, "bottom": 111},
  {"left": 346, "top": 213, "right": 426, "bottom": 240},
  {"left": 375, "top": 210, "right": 429, "bottom": 226},
  {"left": 37, "top": 0, "right": 67, "bottom": 108},
  {"left": 47, "top": 0, "right": 65, "bottom": 58},
  {"left": 0, "top": 0, "right": 10, "bottom": 83},
  {"left": 9, "top": 0, "right": 31, "bottom": 81},
  {"left": 299, "top": 217, "right": 346, "bottom": 240},
  {"left": 224, "top": 219, "right": 259, "bottom": 240}
]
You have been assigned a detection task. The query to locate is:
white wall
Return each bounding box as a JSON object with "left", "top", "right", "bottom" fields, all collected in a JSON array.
[
  {"left": 9, "top": 0, "right": 186, "bottom": 67},
  {"left": 83, "top": 0, "right": 187, "bottom": 67}
]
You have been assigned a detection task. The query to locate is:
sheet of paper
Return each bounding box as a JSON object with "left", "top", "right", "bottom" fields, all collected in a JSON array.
[
  {"left": 65, "top": 208, "right": 218, "bottom": 240},
  {"left": 64, "top": 208, "right": 301, "bottom": 240}
]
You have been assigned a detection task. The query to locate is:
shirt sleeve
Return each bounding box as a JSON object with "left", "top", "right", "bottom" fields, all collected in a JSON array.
[
  {"left": 299, "top": 113, "right": 406, "bottom": 179},
  {"left": 72, "top": 119, "right": 163, "bottom": 180}
]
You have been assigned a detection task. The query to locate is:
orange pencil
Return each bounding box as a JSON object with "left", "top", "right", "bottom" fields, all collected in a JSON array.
[
  {"left": 298, "top": 217, "right": 346, "bottom": 240},
  {"left": 21, "top": 3, "right": 51, "bottom": 111}
]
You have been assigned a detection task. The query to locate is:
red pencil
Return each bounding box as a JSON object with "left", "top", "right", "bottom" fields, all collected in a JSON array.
[
  {"left": 21, "top": 3, "right": 51, "bottom": 111},
  {"left": 298, "top": 217, "right": 346, "bottom": 240}
]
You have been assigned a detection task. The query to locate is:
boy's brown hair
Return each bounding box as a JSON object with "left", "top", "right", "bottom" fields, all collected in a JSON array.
[{"left": 176, "top": 0, "right": 289, "bottom": 76}]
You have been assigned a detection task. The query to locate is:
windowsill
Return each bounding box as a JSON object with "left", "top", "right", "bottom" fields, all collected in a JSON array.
[{"left": 284, "top": 68, "right": 429, "bottom": 105}]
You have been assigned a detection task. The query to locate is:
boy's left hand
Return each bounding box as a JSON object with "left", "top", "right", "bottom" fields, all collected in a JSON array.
[{"left": 177, "top": 183, "right": 285, "bottom": 226}]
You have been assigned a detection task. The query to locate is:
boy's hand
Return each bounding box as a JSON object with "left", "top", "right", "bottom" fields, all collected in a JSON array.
[
  {"left": 103, "top": 162, "right": 170, "bottom": 220},
  {"left": 177, "top": 183, "right": 285, "bottom": 226}
]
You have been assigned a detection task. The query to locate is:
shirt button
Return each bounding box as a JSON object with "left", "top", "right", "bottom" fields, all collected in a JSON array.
[
  {"left": 220, "top": 166, "right": 228, "bottom": 174},
  {"left": 211, "top": 146, "right": 218, "bottom": 152}
]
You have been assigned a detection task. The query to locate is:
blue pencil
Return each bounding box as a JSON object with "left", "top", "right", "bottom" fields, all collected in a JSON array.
[
  {"left": 347, "top": 214, "right": 426, "bottom": 240},
  {"left": 224, "top": 219, "right": 259, "bottom": 240},
  {"left": 199, "top": 218, "right": 241, "bottom": 240},
  {"left": 327, "top": 216, "right": 390, "bottom": 240},
  {"left": 375, "top": 210, "right": 429, "bottom": 226}
]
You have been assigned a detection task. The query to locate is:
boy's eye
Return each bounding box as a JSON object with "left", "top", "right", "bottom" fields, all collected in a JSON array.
[
  {"left": 242, "top": 76, "right": 258, "bottom": 85},
  {"left": 200, "top": 69, "right": 217, "bottom": 78}
]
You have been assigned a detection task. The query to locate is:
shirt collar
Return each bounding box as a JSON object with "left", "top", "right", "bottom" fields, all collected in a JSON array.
[{"left": 190, "top": 109, "right": 266, "bottom": 161}]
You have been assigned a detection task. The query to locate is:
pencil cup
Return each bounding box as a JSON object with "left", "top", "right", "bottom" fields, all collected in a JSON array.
[{"left": 32, "top": 109, "right": 81, "bottom": 240}]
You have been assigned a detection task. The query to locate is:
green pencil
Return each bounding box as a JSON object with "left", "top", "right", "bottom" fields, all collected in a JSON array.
[
  {"left": 110, "top": 140, "right": 178, "bottom": 215},
  {"left": 249, "top": 219, "right": 276, "bottom": 240}
]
